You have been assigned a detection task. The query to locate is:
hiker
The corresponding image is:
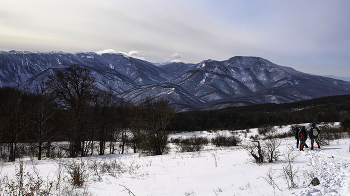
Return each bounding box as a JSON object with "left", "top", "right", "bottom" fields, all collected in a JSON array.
[
  {"left": 295, "top": 126, "right": 309, "bottom": 148},
  {"left": 298, "top": 126, "right": 308, "bottom": 151},
  {"left": 295, "top": 127, "right": 300, "bottom": 148},
  {"left": 309, "top": 123, "right": 321, "bottom": 150}
]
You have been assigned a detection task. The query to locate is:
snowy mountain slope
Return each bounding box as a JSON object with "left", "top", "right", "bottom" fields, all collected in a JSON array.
[
  {"left": 121, "top": 82, "right": 206, "bottom": 111},
  {"left": 169, "top": 56, "right": 350, "bottom": 110},
  {"left": 157, "top": 62, "right": 197, "bottom": 79},
  {"left": 0, "top": 51, "right": 168, "bottom": 93},
  {"left": 1, "top": 51, "right": 350, "bottom": 111}
]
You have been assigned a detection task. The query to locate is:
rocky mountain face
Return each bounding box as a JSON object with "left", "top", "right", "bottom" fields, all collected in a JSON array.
[{"left": 1, "top": 51, "right": 349, "bottom": 112}]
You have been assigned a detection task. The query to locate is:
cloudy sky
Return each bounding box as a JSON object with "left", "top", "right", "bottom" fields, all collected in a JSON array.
[{"left": 1, "top": 0, "right": 349, "bottom": 77}]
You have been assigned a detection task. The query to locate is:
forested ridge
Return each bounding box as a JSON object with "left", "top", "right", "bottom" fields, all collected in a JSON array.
[
  {"left": 0, "top": 64, "right": 349, "bottom": 162},
  {"left": 170, "top": 95, "right": 350, "bottom": 131}
]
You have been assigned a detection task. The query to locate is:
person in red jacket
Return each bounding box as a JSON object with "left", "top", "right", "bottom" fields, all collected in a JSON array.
[{"left": 298, "top": 126, "right": 308, "bottom": 151}]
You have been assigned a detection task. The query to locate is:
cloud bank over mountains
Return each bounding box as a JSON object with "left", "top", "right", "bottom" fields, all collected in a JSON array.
[{"left": 1, "top": 1, "right": 349, "bottom": 78}]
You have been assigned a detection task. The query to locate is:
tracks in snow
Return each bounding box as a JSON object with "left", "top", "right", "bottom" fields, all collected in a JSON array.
[{"left": 299, "top": 149, "right": 350, "bottom": 195}]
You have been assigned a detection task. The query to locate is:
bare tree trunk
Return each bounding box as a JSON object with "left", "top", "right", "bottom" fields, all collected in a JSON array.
[{"left": 253, "top": 141, "right": 264, "bottom": 163}]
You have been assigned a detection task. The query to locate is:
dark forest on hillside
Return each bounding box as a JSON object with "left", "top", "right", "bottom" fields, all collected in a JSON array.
[{"left": 170, "top": 95, "right": 350, "bottom": 131}]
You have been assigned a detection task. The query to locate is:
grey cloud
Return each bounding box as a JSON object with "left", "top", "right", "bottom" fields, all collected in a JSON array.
[{"left": 1, "top": 0, "right": 349, "bottom": 77}]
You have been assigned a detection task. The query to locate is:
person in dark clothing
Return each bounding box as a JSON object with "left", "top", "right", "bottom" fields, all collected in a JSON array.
[
  {"left": 298, "top": 126, "right": 308, "bottom": 151},
  {"left": 309, "top": 123, "right": 321, "bottom": 150},
  {"left": 295, "top": 127, "right": 300, "bottom": 148}
]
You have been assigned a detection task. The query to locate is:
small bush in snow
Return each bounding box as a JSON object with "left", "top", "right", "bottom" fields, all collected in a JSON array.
[
  {"left": 177, "top": 136, "right": 209, "bottom": 152},
  {"left": 64, "top": 159, "right": 88, "bottom": 187},
  {"left": 211, "top": 134, "right": 241, "bottom": 147},
  {"left": 258, "top": 126, "right": 274, "bottom": 136},
  {"left": 169, "top": 138, "right": 182, "bottom": 144},
  {"left": 318, "top": 125, "right": 347, "bottom": 145}
]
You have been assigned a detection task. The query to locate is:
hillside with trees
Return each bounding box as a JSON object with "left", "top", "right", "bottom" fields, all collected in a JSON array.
[
  {"left": 0, "top": 64, "right": 349, "bottom": 162},
  {"left": 170, "top": 95, "right": 350, "bottom": 131},
  {"left": 0, "top": 65, "right": 174, "bottom": 161}
]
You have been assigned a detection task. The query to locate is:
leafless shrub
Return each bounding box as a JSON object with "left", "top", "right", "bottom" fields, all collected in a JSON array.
[
  {"left": 211, "top": 133, "right": 241, "bottom": 147},
  {"left": 260, "top": 167, "right": 282, "bottom": 196},
  {"left": 176, "top": 136, "right": 209, "bottom": 152},
  {"left": 211, "top": 153, "right": 219, "bottom": 167},
  {"left": 128, "top": 160, "right": 141, "bottom": 175},
  {"left": 169, "top": 137, "right": 182, "bottom": 144},
  {"left": 243, "top": 141, "right": 264, "bottom": 164},
  {"left": 54, "top": 158, "right": 65, "bottom": 194},
  {"left": 185, "top": 190, "right": 195, "bottom": 196},
  {"left": 1, "top": 161, "right": 54, "bottom": 195},
  {"left": 258, "top": 126, "right": 274, "bottom": 136},
  {"left": 88, "top": 159, "right": 102, "bottom": 181},
  {"left": 99, "top": 158, "right": 125, "bottom": 176},
  {"left": 263, "top": 129, "right": 282, "bottom": 163},
  {"left": 64, "top": 159, "right": 89, "bottom": 187},
  {"left": 319, "top": 125, "right": 346, "bottom": 145},
  {"left": 213, "top": 187, "right": 223, "bottom": 195},
  {"left": 281, "top": 146, "right": 299, "bottom": 189},
  {"left": 302, "top": 169, "right": 316, "bottom": 185},
  {"left": 120, "top": 184, "right": 136, "bottom": 196}
]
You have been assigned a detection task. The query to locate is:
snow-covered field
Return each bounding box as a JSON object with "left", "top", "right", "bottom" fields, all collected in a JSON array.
[{"left": 1, "top": 123, "right": 350, "bottom": 196}]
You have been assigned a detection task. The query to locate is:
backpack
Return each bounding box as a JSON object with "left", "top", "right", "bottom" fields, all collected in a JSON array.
[
  {"left": 312, "top": 128, "right": 319, "bottom": 136},
  {"left": 300, "top": 131, "right": 305, "bottom": 138}
]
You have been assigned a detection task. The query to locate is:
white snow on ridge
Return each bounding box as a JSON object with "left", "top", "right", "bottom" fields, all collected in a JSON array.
[{"left": 96, "top": 49, "right": 119, "bottom": 54}]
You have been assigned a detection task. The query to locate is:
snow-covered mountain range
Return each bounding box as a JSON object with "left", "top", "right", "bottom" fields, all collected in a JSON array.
[{"left": 1, "top": 50, "right": 349, "bottom": 112}]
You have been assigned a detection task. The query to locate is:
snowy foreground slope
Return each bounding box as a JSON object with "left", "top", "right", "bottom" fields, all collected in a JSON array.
[{"left": 1, "top": 124, "right": 350, "bottom": 196}]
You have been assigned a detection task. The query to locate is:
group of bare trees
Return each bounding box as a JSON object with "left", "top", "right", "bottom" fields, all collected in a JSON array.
[{"left": 0, "top": 64, "right": 175, "bottom": 161}]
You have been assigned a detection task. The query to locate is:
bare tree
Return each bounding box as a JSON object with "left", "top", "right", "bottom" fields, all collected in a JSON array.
[
  {"left": 140, "top": 97, "right": 175, "bottom": 155},
  {"left": 94, "top": 89, "right": 118, "bottom": 155},
  {"left": 263, "top": 128, "right": 281, "bottom": 163},
  {"left": 117, "top": 100, "right": 131, "bottom": 154},
  {"left": 246, "top": 140, "right": 264, "bottom": 164},
  {"left": 46, "top": 65, "right": 95, "bottom": 157},
  {"left": 33, "top": 82, "right": 56, "bottom": 160},
  {"left": 129, "top": 107, "right": 146, "bottom": 153},
  {"left": 0, "top": 87, "right": 29, "bottom": 161}
]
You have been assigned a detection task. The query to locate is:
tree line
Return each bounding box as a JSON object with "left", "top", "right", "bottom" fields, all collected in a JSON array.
[
  {"left": 0, "top": 65, "right": 175, "bottom": 162},
  {"left": 170, "top": 95, "right": 350, "bottom": 132}
]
